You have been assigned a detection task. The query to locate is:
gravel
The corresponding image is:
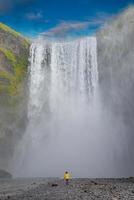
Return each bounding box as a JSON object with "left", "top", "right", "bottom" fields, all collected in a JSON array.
[{"left": 0, "top": 178, "right": 134, "bottom": 199}]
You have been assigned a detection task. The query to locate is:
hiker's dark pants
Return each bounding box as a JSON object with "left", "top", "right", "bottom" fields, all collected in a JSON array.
[{"left": 65, "top": 179, "right": 69, "bottom": 185}]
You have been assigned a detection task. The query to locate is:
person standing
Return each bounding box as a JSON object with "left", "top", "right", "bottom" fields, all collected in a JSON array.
[{"left": 64, "top": 171, "right": 70, "bottom": 185}]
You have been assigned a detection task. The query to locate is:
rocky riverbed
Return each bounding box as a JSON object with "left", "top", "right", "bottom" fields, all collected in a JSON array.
[{"left": 0, "top": 178, "right": 134, "bottom": 199}]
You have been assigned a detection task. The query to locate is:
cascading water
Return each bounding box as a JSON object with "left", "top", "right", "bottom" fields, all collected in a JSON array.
[
  {"left": 12, "top": 36, "right": 127, "bottom": 178},
  {"left": 29, "top": 37, "right": 98, "bottom": 117}
]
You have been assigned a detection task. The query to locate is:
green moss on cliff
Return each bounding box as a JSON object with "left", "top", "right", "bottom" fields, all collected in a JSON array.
[
  {"left": 0, "top": 48, "right": 16, "bottom": 63},
  {"left": 0, "top": 23, "right": 30, "bottom": 96},
  {"left": 0, "top": 47, "right": 28, "bottom": 95},
  {"left": 9, "top": 58, "right": 28, "bottom": 96},
  {"left": 0, "top": 23, "right": 20, "bottom": 37},
  {"left": 0, "top": 24, "right": 29, "bottom": 167},
  {"left": 0, "top": 70, "right": 12, "bottom": 93}
]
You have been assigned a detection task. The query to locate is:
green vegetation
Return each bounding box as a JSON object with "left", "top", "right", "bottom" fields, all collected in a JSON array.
[
  {"left": 0, "top": 23, "right": 21, "bottom": 37},
  {"left": 0, "top": 23, "right": 30, "bottom": 96},
  {"left": 0, "top": 48, "right": 28, "bottom": 95},
  {"left": 0, "top": 23, "right": 29, "bottom": 166},
  {"left": 0, "top": 23, "right": 30, "bottom": 48},
  {"left": 0, "top": 48, "right": 16, "bottom": 63},
  {"left": 9, "top": 56, "right": 28, "bottom": 96}
]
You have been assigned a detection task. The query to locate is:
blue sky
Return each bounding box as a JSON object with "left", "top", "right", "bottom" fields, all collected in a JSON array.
[{"left": 0, "top": 0, "right": 133, "bottom": 38}]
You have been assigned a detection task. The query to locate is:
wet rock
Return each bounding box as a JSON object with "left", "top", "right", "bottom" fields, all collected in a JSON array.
[
  {"left": 0, "top": 169, "right": 12, "bottom": 178},
  {"left": 91, "top": 181, "right": 98, "bottom": 185},
  {"left": 51, "top": 183, "right": 58, "bottom": 187},
  {"left": 128, "top": 177, "right": 134, "bottom": 183},
  {"left": 113, "top": 186, "right": 116, "bottom": 190}
]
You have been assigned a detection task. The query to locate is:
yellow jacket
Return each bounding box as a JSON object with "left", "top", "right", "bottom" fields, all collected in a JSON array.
[{"left": 64, "top": 172, "right": 70, "bottom": 180}]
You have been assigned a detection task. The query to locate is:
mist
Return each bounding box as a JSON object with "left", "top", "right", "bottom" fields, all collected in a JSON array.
[
  {"left": 0, "top": 83, "right": 28, "bottom": 171},
  {"left": 13, "top": 96, "right": 127, "bottom": 178},
  {"left": 9, "top": 35, "right": 129, "bottom": 178},
  {"left": 97, "top": 5, "right": 134, "bottom": 176}
]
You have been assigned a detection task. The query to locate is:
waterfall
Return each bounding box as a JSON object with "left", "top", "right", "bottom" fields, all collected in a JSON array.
[
  {"left": 28, "top": 37, "right": 98, "bottom": 118},
  {"left": 12, "top": 36, "right": 126, "bottom": 178}
]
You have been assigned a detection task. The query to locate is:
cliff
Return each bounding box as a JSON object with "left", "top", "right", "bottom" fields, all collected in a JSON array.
[
  {"left": 0, "top": 23, "right": 30, "bottom": 169},
  {"left": 0, "top": 23, "right": 30, "bottom": 95},
  {"left": 97, "top": 6, "right": 134, "bottom": 109},
  {"left": 97, "top": 6, "right": 134, "bottom": 173}
]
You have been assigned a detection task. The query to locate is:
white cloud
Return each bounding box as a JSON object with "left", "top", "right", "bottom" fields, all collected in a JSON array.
[
  {"left": 42, "top": 12, "right": 113, "bottom": 37},
  {"left": 43, "top": 21, "right": 90, "bottom": 37}
]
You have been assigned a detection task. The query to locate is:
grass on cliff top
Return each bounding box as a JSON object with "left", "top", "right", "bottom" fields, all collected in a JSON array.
[
  {"left": 0, "top": 23, "right": 21, "bottom": 37},
  {"left": 0, "top": 23, "right": 30, "bottom": 48}
]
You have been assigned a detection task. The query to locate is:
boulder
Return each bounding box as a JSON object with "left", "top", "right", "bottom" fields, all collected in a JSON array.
[{"left": 0, "top": 169, "right": 12, "bottom": 178}]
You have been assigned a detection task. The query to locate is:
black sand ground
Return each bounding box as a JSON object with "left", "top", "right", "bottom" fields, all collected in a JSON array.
[{"left": 0, "top": 178, "right": 134, "bottom": 199}]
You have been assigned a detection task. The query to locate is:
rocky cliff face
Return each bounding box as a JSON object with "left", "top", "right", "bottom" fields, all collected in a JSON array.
[
  {"left": 0, "top": 23, "right": 30, "bottom": 170},
  {"left": 97, "top": 6, "right": 134, "bottom": 173},
  {"left": 0, "top": 23, "right": 30, "bottom": 95}
]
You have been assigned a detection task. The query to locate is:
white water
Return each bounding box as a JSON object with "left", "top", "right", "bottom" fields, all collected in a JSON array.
[
  {"left": 28, "top": 37, "right": 98, "bottom": 117},
  {"left": 12, "top": 36, "right": 127, "bottom": 178}
]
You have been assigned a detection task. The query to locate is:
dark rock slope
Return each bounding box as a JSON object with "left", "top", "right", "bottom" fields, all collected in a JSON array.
[
  {"left": 0, "top": 23, "right": 30, "bottom": 170},
  {"left": 0, "top": 169, "right": 12, "bottom": 178}
]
